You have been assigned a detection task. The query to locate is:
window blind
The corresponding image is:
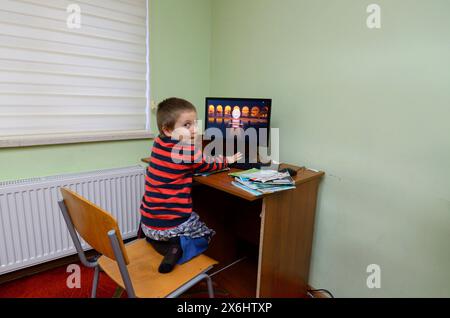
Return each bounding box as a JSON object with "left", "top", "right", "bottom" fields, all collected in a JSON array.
[{"left": 0, "top": 0, "right": 149, "bottom": 138}]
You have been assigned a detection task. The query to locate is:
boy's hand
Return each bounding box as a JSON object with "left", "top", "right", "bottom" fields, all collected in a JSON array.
[{"left": 226, "top": 152, "right": 243, "bottom": 164}]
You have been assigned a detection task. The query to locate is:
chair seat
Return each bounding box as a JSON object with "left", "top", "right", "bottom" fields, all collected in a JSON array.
[{"left": 98, "top": 238, "right": 218, "bottom": 298}]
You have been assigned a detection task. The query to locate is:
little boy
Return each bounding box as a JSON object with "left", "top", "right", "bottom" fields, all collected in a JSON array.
[{"left": 140, "top": 97, "right": 242, "bottom": 273}]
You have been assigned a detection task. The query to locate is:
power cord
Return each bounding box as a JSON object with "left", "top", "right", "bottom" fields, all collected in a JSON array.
[{"left": 307, "top": 288, "right": 335, "bottom": 298}]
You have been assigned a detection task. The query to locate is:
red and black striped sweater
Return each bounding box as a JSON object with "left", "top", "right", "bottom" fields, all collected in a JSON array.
[{"left": 140, "top": 136, "right": 228, "bottom": 230}]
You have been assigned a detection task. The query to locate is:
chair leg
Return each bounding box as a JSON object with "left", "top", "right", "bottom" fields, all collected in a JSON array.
[
  {"left": 91, "top": 266, "right": 100, "bottom": 298},
  {"left": 204, "top": 275, "right": 215, "bottom": 298}
]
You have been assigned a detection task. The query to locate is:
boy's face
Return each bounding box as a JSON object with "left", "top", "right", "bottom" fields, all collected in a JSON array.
[{"left": 163, "top": 110, "right": 198, "bottom": 142}]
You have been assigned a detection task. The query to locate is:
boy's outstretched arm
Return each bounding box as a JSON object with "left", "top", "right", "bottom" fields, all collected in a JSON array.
[{"left": 192, "top": 151, "right": 243, "bottom": 174}]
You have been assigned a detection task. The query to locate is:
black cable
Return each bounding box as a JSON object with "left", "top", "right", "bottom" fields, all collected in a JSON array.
[{"left": 307, "top": 288, "right": 335, "bottom": 298}]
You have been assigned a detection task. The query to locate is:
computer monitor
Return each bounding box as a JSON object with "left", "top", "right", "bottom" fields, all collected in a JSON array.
[{"left": 204, "top": 97, "right": 272, "bottom": 166}]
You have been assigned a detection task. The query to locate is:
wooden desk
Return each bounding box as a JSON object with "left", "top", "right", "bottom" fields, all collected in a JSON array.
[{"left": 141, "top": 158, "right": 324, "bottom": 297}]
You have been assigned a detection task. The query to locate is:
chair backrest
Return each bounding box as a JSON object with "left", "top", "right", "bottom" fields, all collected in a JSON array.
[{"left": 60, "top": 188, "right": 130, "bottom": 264}]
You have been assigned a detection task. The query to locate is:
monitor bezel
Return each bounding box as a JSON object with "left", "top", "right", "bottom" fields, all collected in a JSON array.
[{"left": 204, "top": 97, "right": 272, "bottom": 147}]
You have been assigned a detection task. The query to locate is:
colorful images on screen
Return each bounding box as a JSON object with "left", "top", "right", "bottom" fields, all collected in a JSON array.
[{"left": 207, "top": 104, "right": 269, "bottom": 129}]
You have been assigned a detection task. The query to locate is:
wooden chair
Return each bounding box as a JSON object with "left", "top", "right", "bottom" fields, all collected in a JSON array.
[{"left": 58, "top": 188, "right": 218, "bottom": 298}]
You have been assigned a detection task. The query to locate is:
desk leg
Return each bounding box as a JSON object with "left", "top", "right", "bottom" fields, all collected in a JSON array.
[
  {"left": 256, "top": 201, "right": 266, "bottom": 298},
  {"left": 257, "top": 178, "right": 320, "bottom": 297}
]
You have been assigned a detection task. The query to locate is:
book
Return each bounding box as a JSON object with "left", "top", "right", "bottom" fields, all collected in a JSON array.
[
  {"left": 236, "top": 169, "right": 294, "bottom": 183},
  {"left": 233, "top": 177, "right": 295, "bottom": 195},
  {"left": 237, "top": 170, "right": 295, "bottom": 185},
  {"left": 230, "top": 168, "right": 297, "bottom": 195},
  {"left": 228, "top": 168, "right": 260, "bottom": 177},
  {"left": 231, "top": 181, "right": 263, "bottom": 196},
  {"left": 235, "top": 177, "right": 295, "bottom": 191},
  {"left": 234, "top": 177, "right": 278, "bottom": 189},
  {"left": 253, "top": 184, "right": 296, "bottom": 194},
  {"left": 254, "top": 174, "right": 295, "bottom": 186}
]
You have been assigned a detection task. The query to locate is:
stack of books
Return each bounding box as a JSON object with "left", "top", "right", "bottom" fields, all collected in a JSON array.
[{"left": 230, "top": 169, "right": 296, "bottom": 196}]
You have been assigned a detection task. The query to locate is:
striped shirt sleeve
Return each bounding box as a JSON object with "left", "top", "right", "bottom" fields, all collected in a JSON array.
[{"left": 191, "top": 149, "right": 228, "bottom": 174}]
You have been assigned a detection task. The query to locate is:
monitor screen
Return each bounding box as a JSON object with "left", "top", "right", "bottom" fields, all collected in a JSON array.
[{"left": 204, "top": 97, "right": 272, "bottom": 147}]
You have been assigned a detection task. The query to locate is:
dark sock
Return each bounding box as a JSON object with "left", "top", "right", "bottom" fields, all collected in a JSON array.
[
  {"left": 158, "top": 243, "right": 183, "bottom": 273},
  {"left": 146, "top": 237, "right": 183, "bottom": 273}
]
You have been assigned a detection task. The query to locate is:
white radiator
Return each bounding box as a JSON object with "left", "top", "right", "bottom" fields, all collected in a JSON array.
[{"left": 0, "top": 166, "right": 145, "bottom": 275}]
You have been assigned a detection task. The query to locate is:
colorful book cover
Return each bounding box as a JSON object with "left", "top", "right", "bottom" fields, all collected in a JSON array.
[{"left": 231, "top": 181, "right": 262, "bottom": 196}]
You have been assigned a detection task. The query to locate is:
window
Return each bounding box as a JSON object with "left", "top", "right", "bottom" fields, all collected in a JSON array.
[{"left": 0, "top": 0, "right": 151, "bottom": 147}]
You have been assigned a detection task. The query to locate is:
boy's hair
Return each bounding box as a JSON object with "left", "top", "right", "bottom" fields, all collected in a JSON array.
[{"left": 156, "top": 98, "right": 197, "bottom": 135}]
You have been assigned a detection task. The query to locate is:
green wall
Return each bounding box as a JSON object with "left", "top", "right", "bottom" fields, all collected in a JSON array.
[
  {"left": 149, "top": 0, "right": 212, "bottom": 129},
  {"left": 210, "top": 0, "right": 450, "bottom": 297},
  {"left": 0, "top": 0, "right": 212, "bottom": 181}
]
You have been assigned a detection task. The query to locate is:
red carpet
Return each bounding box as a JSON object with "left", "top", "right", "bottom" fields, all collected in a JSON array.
[
  {"left": 0, "top": 262, "right": 230, "bottom": 298},
  {"left": 0, "top": 262, "right": 124, "bottom": 298}
]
